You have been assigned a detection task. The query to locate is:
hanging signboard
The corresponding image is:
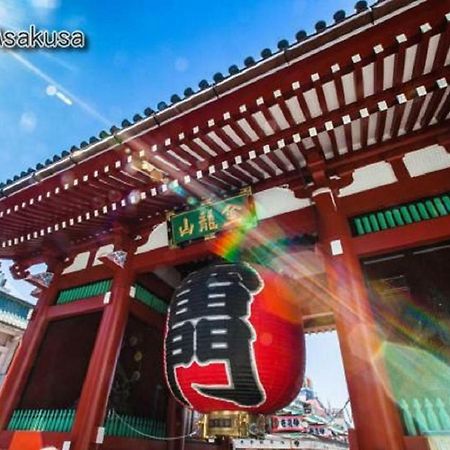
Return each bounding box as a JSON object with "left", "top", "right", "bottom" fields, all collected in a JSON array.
[
  {"left": 270, "top": 415, "right": 306, "bottom": 433},
  {"left": 167, "top": 189, "right": 257, "bottom": 247}
]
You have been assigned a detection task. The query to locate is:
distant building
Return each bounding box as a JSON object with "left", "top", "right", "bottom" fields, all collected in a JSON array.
[
  {"left": 283, "top": 377, "right": 327, "bottom": 415},
  {"left": 297, "top": 377, "right": 316, "bottom": 403},
  {"left": 275, "top": 377, "right": 349, "bottom": 442},
  {"left": 0, "top": 270, "right": 33, "bottom": 384}
]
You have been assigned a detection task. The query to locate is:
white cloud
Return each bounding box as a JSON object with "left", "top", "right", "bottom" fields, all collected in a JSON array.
[
  {"left": 46, "top": 84, "right": 57, "bottom": 96},
  {"left": 175, "top": 57, "right": 189, "bottom": 72},
  {"left": 30, "top": 0, "right": 59, "bottom": 10},
  {"left": 19, "top": 112, "right": 37, "bottom": 133},
  {"left": 0, "top": 1, "right": 24, "bottom": 28},
  {"left": 29, "top": 0, "right": 59, "bottom": 22}
]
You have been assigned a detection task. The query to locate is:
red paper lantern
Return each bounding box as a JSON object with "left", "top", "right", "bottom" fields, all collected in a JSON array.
[{"left": 164, "top": 262, "right": 305, "bottom": 414}]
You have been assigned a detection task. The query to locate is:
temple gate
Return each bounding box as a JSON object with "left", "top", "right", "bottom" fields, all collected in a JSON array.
[{"left": 0, "top": 1, "right": 449, "bottom": 449}]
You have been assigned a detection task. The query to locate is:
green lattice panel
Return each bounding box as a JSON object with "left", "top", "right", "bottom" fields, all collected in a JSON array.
[
  {"left": 351, "top": 193, "right": 450, "bottom": 236},
  {"left": 134, "top": 284, "right": 169, "bottom": 314},
  {"left": 104, "top": 410, "right": 166, "bottom": 438},
  {"left": 56, "top": 279, "right": 112, "bottom": 305},
  {"left": 7, "top": 409, "right": 75, "bottom": 432}
]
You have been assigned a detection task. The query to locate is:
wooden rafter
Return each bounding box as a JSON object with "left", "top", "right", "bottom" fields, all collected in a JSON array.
[
  {"left": 432, "top": 15, "right": 450, "bottom": 71},
  {"left": 436, "top": 91, "right": 450, "bottom": 122},
  {"left": 390, "top": 99, "right": 406, "bottom": 138},
  {"left": 373, "top": 47, "right": 385, "bottom": 95},
  {"left": 328, "top": 121, "right": 450, "bottom": 175},
  {"left": 404, "top": 90, "right": 427, "bottom": 133},
  {"left": 125, "top": 17, "right": 447, "bottom": 173},
  {"left": 191, "top": 68, "right": 450, "bottom": 173},
  {"left": 412, "top": 24, "right": 432, "bottom": 79},
  {"left": 420, "top": 83, "right": 448, "bottom": 126},
  {"left": 392, "top": 35, "right": 408, "bottom": 87},
  {"left": 375, "top": 106, "right": 388, "bottom": 144}
]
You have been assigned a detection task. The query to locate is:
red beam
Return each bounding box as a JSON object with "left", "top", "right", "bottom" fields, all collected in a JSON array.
[
  {"left": 295, "top": 92, "right": 312, "bottom": 121},
  {"left": 343, "top": 122, "right": 354, "bottom": 153},
  {"left": 340, "top": 168, "right": 450, "bottom": 216},
  {"left": 47, "top": 296, "right": 105, "bottom": 321},
  {"left": 59, "top": 265, "right": 112, "bottom": 289},
  {"left": 259, "top": 101, "right": 282, "bottom": 134},
  {"left": 133, "top": 239, "right": 214, "bottom": 273},
  {"left": 132, "top": 206, "right": 316, "bottom": 273},
  {"left": 227, "top": 121, "right": 253, "bottom": 145}
]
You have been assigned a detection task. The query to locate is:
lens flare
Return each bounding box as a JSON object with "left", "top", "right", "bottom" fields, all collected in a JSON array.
[
  {"left": 210, "top": 200, "right": 450, "bottom": 409},
  {"left": 8, "top": 52, "right": 109, "bottom": 124}
]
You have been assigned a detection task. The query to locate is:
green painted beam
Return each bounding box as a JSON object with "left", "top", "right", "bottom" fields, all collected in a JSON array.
[
  {"left": 134, "top": 284, "right": 168, "bottom": 314},
  {"left": 56, "top": 279, "right": 112, "bottom": 305},
  {"left": 7, "top": 409, "right": 75, "bottom": 432},
  {"left": 351, "top": 192, "right": 450, "bottom": 236}
]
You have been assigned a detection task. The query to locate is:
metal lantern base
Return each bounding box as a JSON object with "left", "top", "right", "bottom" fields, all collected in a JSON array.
[{"left": 199, "top": 411, "right": 266, "bottom": 439}]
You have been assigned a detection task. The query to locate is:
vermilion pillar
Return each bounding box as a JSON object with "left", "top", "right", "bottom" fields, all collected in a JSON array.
[
  {"left": 0, "top": 259, "right": 64, "bottom": 430},
  {"left": 166, "top": 398, "right": 187, "bottom": 450},
  {"left": 313, "top": 187, "right": 406, "bottom": 450},
  {"left": 70, "top": 244, "right": 136, "bottom": 450}
]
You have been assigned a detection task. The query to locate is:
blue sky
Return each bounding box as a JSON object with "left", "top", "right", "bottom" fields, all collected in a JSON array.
[{"left": 0, "top": 0, "right": 357, "bottom": 410}]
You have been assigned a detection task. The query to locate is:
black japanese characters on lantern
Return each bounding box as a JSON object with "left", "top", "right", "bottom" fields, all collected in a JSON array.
[
  {"left": 165, "top": 263, "right": 265, "bottom": 409},
  {"left": 164, "top": 261, "right": 305, "bottom": 414}
]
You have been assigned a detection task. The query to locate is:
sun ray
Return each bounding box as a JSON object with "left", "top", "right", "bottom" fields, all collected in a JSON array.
[{"left": 7, "top": 51, "right": 110, "bottom": 125}]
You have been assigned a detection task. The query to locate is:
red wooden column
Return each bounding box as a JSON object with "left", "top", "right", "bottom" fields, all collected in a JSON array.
[
  {"left": 313, "top": 187, "right": 406, "bottom": 450},
  {"left": 0, "top": 257, "right": 64, "bottom": 430},
  {"left": 166, "top": 398, "right": 187, "bottom": 450},
  {"left": 70, "top": 230, "right": 136, "bottom": 450}
]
